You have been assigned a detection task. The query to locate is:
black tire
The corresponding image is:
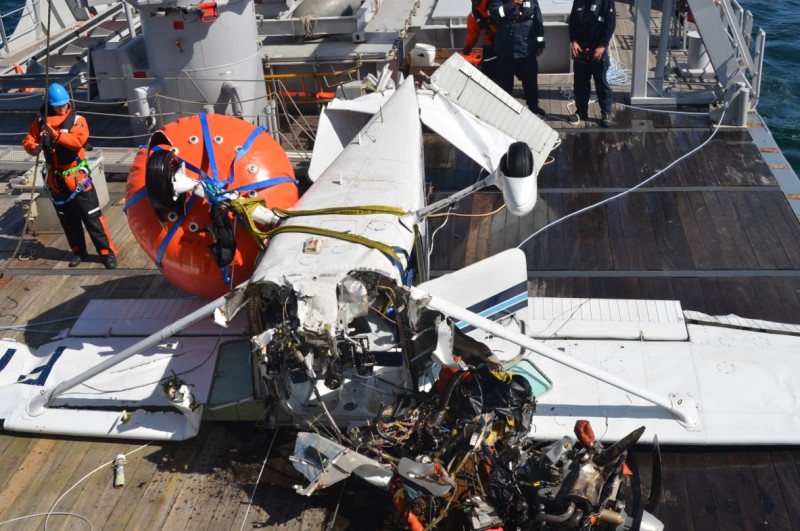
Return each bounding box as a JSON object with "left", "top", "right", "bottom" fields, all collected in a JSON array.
[
  {"left": 145, "top": 149, "right": 184, "bottom": 222},
  {"left": 503, "top": 141, "right": 533, "bottom": 178}
]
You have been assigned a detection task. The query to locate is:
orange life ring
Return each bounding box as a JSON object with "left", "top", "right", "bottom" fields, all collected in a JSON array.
[{"left": 125, "top": 114, "right": 299, "bottom": 299}]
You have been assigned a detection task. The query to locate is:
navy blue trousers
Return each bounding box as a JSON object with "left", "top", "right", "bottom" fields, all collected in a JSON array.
[
  {"left": 496, "top": 55, "right": 540, "bottom": 111},
  {"left": 573, "top": 51, "right": 613, "bottom": 115},
  {"left": 481, "top": 43, "right": 499, "bottom": 85}
]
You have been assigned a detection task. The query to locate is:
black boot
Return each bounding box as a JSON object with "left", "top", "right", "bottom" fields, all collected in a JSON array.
[
  {"left": 104, "top": 253, "right": 117, "bottom": 270},
  {"left": 69, "top": 251, "right": 88, "bottom": 267}
]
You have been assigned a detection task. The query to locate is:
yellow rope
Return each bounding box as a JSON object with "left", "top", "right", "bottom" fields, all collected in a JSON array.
[
  {"left": 429, "top": 204, "right": 506, "bottom": 218},
  {"left": 272, "top": 205, "right": 407, "bottom": 218}
]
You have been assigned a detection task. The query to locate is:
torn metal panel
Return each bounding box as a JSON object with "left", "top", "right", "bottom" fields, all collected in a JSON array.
[{"left": 291, "top": 431, "right": 392, "bottom": 495}]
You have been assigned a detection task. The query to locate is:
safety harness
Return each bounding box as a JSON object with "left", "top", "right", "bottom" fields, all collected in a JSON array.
[
  {"left": 39, "top": 104, "right": 92, "bottom": 206},
  {"left": 50, "top": 159, "right": 92, "bottom": 206}
]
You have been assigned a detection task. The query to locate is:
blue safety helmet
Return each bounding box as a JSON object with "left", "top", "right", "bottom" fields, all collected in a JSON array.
[{"left": 47, "top": 83, "right": 70, "bottom": 106}]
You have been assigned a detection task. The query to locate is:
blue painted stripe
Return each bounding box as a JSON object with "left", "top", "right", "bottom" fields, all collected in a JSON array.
[
  {"left": 455, "top": 292, "right": 528, "bottom": 331},
  {"left": 448, "top": 281, "right": 528, "bottom": 332},
  {"left": 18, "top": 346, "right": 65, "bottom": 386},
  {"left": 0, "top": 348, "right": 16, "bottom": 373},
  {"left": 466, "top": 282, "right": 527, "bottom": 315}
]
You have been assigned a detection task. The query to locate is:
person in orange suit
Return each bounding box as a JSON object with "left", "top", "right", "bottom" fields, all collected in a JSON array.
[
  {"left": 463, "top": 0, "right": 499, "bottom": 83},
  {"left": 23, "top": 83, "right": 117, "bottom": 268}
]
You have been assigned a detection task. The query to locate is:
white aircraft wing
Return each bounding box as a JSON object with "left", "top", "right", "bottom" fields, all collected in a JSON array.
[
  {"left": 0, "top": 299, "right": 251, "bottom": 440},
  {"left": 529, "top": 327, "right": 800, "bottom": 445},
  {"left": 411, "top": 249, "right": 800, "bottom": 445}
]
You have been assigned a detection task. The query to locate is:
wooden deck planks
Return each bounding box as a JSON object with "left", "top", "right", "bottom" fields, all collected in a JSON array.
[
  {"left": 0, "top": 437, "right": 61, "bottom": 522},
  {"left": 769, "top": 450, "right": 800, "bottom": 529},
  {"left": 122, "top": 429, "right": 213, "bottom": 528},
  {"left": 654, "top": 450, "right": 695, "bottom": 531}
]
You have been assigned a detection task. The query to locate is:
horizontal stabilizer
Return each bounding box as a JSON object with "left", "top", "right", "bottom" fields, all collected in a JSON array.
[
  {"left": 429, "top": 53, "right": 559, "bottom": 173},
  {"left": 0, "top": 336, "right": 225, "bottom": 440}
]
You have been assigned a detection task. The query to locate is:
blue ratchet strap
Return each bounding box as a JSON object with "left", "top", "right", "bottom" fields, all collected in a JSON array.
[
  {"left": 150, "top": 144, "right": 226, "bottom": 206},
  {"left": 227, "top": 125, "right": 266, "bottom": 183},
  {"left": 200, "top": 178, "right": 224, "bottom": 205},
  {"left": 123, "top": 188, "right": 149, "bottom": 213},
  {"left": 155, "top": 194, "right": 199, "bottom": 267},
  {"left": 229, "top": 176, "right": 298, "bottom": 194},
  {"left": 387, "top": 256, "right": 405, "bottom": 279},
  {"left": 220, "top": 264, "right": 231, "bottom": 286},
  {"left": 198, "top": 113, "right": 221, "bottom": 184},
  {"left": 392, "top": 246, "right": 409, "bottom": 280}
]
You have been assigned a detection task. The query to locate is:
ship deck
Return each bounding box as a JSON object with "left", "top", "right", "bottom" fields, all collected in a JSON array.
[{"left": 1, "top": 1, "right": 800, "bottom": 530}]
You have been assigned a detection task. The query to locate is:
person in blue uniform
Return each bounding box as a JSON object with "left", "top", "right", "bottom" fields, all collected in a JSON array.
[
  {"left": 489, "top": 0, "right": 546, "bottom": 117},
  {"left": 568, "top": 0, "right": 616, "bottom": 127}
]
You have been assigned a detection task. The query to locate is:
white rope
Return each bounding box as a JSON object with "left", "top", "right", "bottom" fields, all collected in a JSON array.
[
  {"left": 0, "top": 512, "right": 92, "bottom": 529},
  {"left": 239, "top": 428, "right": 279, "bottom": 531},
  {"left": 517, "top": 105, "right": 728, "bottom": 250},
  {"left": 606, "top": 36, "right": 631, "bottom": 87},
  {"left": 30, "top": 442, "right": 153, "bottom": 531}
]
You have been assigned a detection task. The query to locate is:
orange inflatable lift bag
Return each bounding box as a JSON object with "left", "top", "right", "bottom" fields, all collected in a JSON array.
[{"left": 125, "top": 113, "right": 299, "bottom": 299}]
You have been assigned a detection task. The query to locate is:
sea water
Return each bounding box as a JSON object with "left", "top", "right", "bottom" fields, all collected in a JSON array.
[
  {"left": 1, "top": 0, "right": 798, "bottom": 170},
  {"left": 742, "top": 0, "right": 800, "bottom": 172},
  {"left": 0, "top": 0, "right": 23, "bottom": 36}
]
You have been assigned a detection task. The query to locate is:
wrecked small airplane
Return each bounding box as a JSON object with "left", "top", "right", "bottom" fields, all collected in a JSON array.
[{"left": 2, "top": 54, "right": 800, "bottom": 530}]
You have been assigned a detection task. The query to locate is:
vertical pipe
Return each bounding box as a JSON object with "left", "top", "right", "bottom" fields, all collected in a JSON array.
[
  {"left": 736, "top": 85, "right": 749, "bottom": 125},
  {"left": 266, "top": 98, "right": 279, "bottom": 141},
  {"left": 654, "top": 0, "right": 674, "bottom": 91},
  {"left": 631, "top": 0, "right": 652, "bottom": 100},
  {"left": 123, "top": 1, "right": 136, "bottom": 39},
  {"left": 751, "top": 29, "right": 765, "bottom": 104},
  {"left": 0, "top": 17, "right": 8, "bottom": 54}
]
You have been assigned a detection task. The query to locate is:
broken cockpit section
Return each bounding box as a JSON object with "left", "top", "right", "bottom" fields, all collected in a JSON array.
[{"left": 241, "top": 269, "right": 662, "bottom": 530}]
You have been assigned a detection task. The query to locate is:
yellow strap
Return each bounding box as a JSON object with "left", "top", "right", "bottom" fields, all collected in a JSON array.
[
  {"left": 489, "top": 370, "right": 513, "bottom": 382},
  {"left": 272, "top": 205, "right": 407, "bottom": 218},
  {"left": 230, "top": 198, "right": 271, "bottom": 249},
  {"left": 229, "top": 198, "right": 403, "bottom": 266}
]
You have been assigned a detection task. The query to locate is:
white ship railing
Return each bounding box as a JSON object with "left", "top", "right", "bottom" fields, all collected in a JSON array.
[{"left": 631, "top": 0, "right": 766, "bottom": 126}]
